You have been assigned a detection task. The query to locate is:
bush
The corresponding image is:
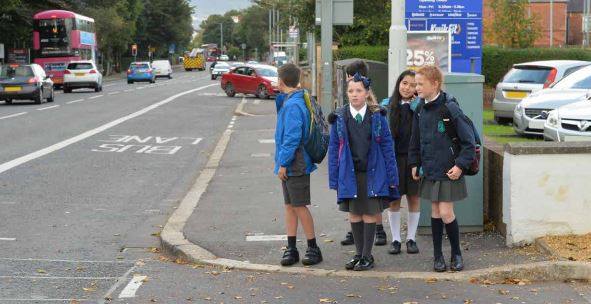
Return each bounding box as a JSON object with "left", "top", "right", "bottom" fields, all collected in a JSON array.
[
  {"left": 334, "top": 45, "right": 388, "bottom": 63},
  {"left": 483, "top": 46, "right": 591, "bottom": 87}
]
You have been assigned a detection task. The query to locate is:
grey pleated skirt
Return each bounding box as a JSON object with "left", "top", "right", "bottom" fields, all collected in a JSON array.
[
  {"left": 338, "top": 172, "right": 389, "bottom": 215},
  {"left": 419, "top": 177, "right": 468, "bottom": 202}
]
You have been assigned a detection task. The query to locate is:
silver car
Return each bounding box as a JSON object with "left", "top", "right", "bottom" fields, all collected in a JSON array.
[
  {"left": 544, "top": 99, "right": 591, "bottom": 141},
  {"left": 211, "top": 62, "right": 230, "bottom": 80},
  {"left": 492, "top": 60, "right": 590, "bottom": 124},
  {"left": 513, "top": 65, "right": 591, "bottom": 135}
]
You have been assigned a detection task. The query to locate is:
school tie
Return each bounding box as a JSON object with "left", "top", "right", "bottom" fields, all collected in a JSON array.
[{"left": 355, "top": 113, "right": 363, "bottom": 124}]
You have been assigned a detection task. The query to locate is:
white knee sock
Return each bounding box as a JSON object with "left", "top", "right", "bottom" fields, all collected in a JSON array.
[
  {"left": 388, "top": 210, "right": 401, "bottom": 242},
  {"left": 407, "top": 212, "right": 421, "bottom": 241}
]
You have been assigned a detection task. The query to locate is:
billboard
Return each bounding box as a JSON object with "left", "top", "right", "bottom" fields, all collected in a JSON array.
[
  {"left": 407, "top": 31, "right": 451, "bottom": 72},
  {"left": 405, "top": 0, "right": 482, "bottom": 73}
]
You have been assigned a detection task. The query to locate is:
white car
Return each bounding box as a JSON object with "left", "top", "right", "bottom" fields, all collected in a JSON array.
[
  {"left": 211, "top": 62, "right": 230, "bottom": 80},
  {"left": 544, "top": 99, "right": 591, "bottom": 142},
  {"left": 152, "top": 60, "right": 172, "bottom": 79},
  {"left": 219, "top": 55, "right": 229, "bottom": 61},
  {"left": 63, "top": 60, "right": 103, "bottom": 93}
]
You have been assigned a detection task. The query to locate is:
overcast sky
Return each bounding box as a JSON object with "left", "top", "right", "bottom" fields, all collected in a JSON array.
[{"left": 191, "top": 0, "right": 253, "bottom": 30}]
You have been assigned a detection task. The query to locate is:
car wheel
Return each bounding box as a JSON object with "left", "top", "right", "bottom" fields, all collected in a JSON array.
[
  {"left": 150, "top": 78, "right": 155, "bottom": 84},
  {"left": 5, "top": 99, "right": 12, "bottom": 104},
  {"left": 34, "top": 89, "right": 43, "bottom": 104},
  {"left": 225, "top": 83, "right": 236, "bottom": 97},
  {"left": 257, "top": 85, "right": 269, "bottom": 99},
  {"left": 494, "top": 116, "right": 512, "bottom": 125},
  {"left": 94, "top": 84, "right": 100, "bottom": 92},
  {"left": 211, "top": 75, "right": 215, "bottom": 80},
  {"left": 168, "top": 74, "right": 172, "bottom": 79},
  {"left": 47, "top": 88, "right": 54, "bottom": 102},
  {"left": 128, "top": 80, "right": 133, "bottom": 84}
]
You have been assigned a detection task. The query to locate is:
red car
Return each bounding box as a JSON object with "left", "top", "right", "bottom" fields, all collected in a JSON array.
[{"left": 221, "top": 65, "right": 279, "bottom": 99}]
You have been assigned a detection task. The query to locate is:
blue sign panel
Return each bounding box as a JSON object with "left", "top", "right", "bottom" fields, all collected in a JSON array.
[
  {"left": 405, "top": 0, "right": 482, "bottom": 73},
  {"left": 80, "top": 31, "right": 95, "bottom": 46}
]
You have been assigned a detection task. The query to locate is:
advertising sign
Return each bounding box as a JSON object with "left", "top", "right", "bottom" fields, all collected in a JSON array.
[
  {"left": 406, "top": 0, "right": 482, "bottom": 73},
  {"left": 7, "top": 49, "right": 28, "bottom": 64},
  {"left": 80, "top": 31, "right": 96, "bottom": 46},
  {"left": 407, "top": 31, "right": 451, "bottom": 72}
]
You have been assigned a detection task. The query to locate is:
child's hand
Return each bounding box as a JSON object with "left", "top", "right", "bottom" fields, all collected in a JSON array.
[
  {"left": 446, "top": 166, "right": 463, "bottom": 180},
  {"left": 278, "top": 166, "right": 288, "bottom": 181},
  {"left": 411, "top": 167, "right": 420, "bottom": 181}
]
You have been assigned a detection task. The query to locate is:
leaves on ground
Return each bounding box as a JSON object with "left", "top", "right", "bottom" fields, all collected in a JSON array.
[
  {"left": 319, "top": 298, "right": 336, "bottom": 303},
  {"left": 36, "top": 269, "right": 47, "bottom": 274},
  {"left": 425, "top": 277, "right": 438, "bottom": 283}
]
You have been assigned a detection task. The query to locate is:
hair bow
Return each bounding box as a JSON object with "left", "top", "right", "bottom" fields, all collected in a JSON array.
[{"left": 353, "top": 72, "right": 372, "bottom": 89}]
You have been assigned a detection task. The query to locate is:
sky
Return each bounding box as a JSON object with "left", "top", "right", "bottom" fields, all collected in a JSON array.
[{"left": 191, "top": 0, "right": 253, "bottom": 30}]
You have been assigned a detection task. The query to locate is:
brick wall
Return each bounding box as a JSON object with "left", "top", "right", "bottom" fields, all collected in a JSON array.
[{"left": 568, "top": 12, "right": 583, "bottom": 45}]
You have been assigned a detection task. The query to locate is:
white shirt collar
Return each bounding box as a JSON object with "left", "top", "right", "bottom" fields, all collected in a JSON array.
[
  {"left": 401, "top": 98, "right": 412, "bottom": 104},
  {"left": 349, "top": 103, "right": 367, "bottom": 120},
  {"left": 426, "top": 92, "right": 441, "bottom": 103}
]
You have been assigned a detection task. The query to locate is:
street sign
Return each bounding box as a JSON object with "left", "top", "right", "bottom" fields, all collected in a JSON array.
[
  {"left": 584, "top": 15, "right": 591, "bottom": 33},
  {"left": 405, "top": 0, "right": 483, "bottom": 73},
  {"left": 169, "top": 44, "right": 176, "bottom": 54},
  {"left": 289, "top": 26, "right": 299, "bottom": 38},
  {"left": 315, "top": 0, "right": 354, "bottom": 25},
  {"left": 7, "top": 49, "right": 27, "bottom": 64},
  {"left": 131, "top": 44, "right": 137, "bottom": 57},
  {"left": 241, "top": 43, "right": 246, "bottom": 50},
  {"left": 0, "top": 43, "right": 4, "bottom": 59}
]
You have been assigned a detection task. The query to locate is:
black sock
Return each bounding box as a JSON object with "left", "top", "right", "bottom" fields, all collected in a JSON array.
[
  {"left": 362, "top": 222, "right": 376, "bottom": 258},
  {"left": 287, "top": 236, "right": 296, "bottom": 249},
  {"left": 376, "top": 224, "right": 384, "bottom": 232},
  {"left": 350, "top": 221, "right": 364, "bottom": 256},
  {"left": 307, "top": 238, "right": 318, "bottom": 249},
  {"left": 431, "top": 217, "right": 444, "bottom": 258},
  {"left": 445, "top": 219, "right": 462, "bottom": 256}
]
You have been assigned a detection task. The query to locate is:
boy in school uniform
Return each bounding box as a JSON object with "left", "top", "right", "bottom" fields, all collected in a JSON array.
[{"left": 275, "top": 63, "right": 323, "bottom": 266}]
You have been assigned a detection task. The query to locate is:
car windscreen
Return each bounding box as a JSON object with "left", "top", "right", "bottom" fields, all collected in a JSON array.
[
  {"left": 553, "top": 68, "right": 591, "bottom": 89},
  {"left": 0, "top": 66, "right": 34, "bottom": 79},
  {"left": 67, "top": 63, "right": 93, "bottom": 70},
  {"left": 256, "top": 68, "right": 278, "bottom": 77},
  {"left": 502, "top": 66, "right": 552, "bottom": 84},
  {"left": 131, "top": 63, "right": 150, "bottom": 69}
]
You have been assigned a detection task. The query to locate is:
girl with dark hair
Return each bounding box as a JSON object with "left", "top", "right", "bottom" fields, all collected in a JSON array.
[{"left": 385, "top": 70, "right": 422, "bottom": 255}]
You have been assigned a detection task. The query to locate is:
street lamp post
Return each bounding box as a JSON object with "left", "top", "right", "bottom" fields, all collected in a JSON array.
[
  {"left": 220, "top": 23, "right": 224, "bottom": 54},
  {"left": 388, "top": 0, "right": 407, "bottom": 95}
]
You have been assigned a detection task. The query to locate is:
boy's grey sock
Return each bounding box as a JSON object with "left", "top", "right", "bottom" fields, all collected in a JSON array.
[
  {"left": 362, "top": 222, "right": 376, "bottom": 258},
  {"left": 350, "top": 221, "right": 364, "bottom": 256}
]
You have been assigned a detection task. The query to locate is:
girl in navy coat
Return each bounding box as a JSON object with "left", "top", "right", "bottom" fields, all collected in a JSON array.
[
  {"left": 328, "top": 73, "right": 400, "bottom": 271},
  {"left": 408, "top": 66, "right": 476, "bottom": 272}
]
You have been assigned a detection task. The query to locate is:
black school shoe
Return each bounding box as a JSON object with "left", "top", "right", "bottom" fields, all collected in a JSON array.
[
  {"left": 406, "top": 240, "right": 419, "bottom": 254},
  {"left": 388, "top": 241, "right": 401, "bottom": 254},
  {"left": 280, "top": 248, "right": 299, "bottom": 266},
  {"left": 450, "top": 254, "right": 464, "bottom": 272},
  {"left": 301, "top": 246, "right": 323, "bottom": 266},
  {"left": 341, "top": 231, "right": 354, "bottom": 246},
  {"left": 353, "top": 255, "right": 374, "bottom": 271},
  {"left": 345, "top": 255, "right": 361, "bottom": 270},
  {"left": 434, "top": 255, "right": 447, "bottom": 272},
  {"left": 374, "top": 229, "right": 387, "bottom": 246}
]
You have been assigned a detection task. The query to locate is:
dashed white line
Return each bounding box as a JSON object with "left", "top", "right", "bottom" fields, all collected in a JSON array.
[
  {"left": 253, "top": 99, "right": 261, "bottom": 105},
  {"left": 258, "top": 139, "right": 275, "bottom": 144},
  {"left": 0, "top": 112, "right": 27, "bottom": 120},
  {"left": 66, "top": 99, "right": 84, "bottom": 104},
  {"left": 0, "top": 84, "right": 217, "bottom": 175},
  {"left": 108, "top": 91, "right": 120, "bottom": 95},
  {"left": 88, "top": 95, "right": 103, "bottom": 99},
  {"left": 37, "top": 105, "right": 60, "bottom": 111},
  {"left": 118, "top": 275, "right": 147, "bottom": 298},
  {"left": 124, "top": 89, "right": 134, "bottom": 92},
  {"left": 0, "top": 238, "right": 16, "bottom": 241},
  {"left": 136, "top": 86, "right": 145, "bottom": 90}
]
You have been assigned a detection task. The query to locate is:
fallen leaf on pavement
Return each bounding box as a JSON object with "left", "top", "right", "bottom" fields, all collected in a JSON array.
[
  {"left": 83, "top": 286, "right": 97, "bottom": 292},
  {"left": 498, "top": 289, "right": 510, "bottom": 295},
  {"left": 402, "top": 302, "right": 419, "bottom": 304},
  {"left": 203, "top": 297, "right": 211, "bottom": 301},
  {"left": 323, "top": 239, "right": 334, "bottom": 243},
  {"left": 319, "top": 298, "right": 336, "bottom": 303},
  {"left": 234, "top": 296, "right": 243, "bottom": 299},
  {"left": 149, "top": 247, "right": 160, "bottom": 253},
  {"left": 36, "top": 269, "right": 47, "bottom": 274},
  {"left": 70, "top": 300, "right": 80, "bottom": 304},
  {"left": 174, "top": 258, "right": 188, "bottom": 265},
  {"left": 274, "top": 296, "right": 283, "bottom": 299},
  {"left": 464, "top": 299, "right": 473, "bottom": 304},
  {"left": 425, "top": 277, "right": 438, "bottom": 283},
  {"left": 319, "top": 233, "right": 327, "bottom": 237},
  {"left": 151, "top": 232, "right": 161, "bottom": 237},
  {"left": 345, "top": 294, "right": 361, "bottom": 298}
]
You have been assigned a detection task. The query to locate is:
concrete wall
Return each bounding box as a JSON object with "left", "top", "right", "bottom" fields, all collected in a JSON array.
[{"left": 502, "top": 143, "right": 591, "bottom": 246}]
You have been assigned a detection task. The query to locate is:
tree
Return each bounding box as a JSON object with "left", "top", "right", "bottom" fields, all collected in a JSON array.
[
  {"left": 232, "top": 5, "right": 268, "bottom": 60},
  {"left": 486, "top": 0, "right": 540, "bottom": 48},
  {"left": 199, "top": 13, "right": 236, "bottom": 51}
]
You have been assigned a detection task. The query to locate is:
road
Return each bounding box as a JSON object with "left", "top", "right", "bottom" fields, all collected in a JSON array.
[{"left": 0, "top": 70, "right": 589, "bottom": 303}]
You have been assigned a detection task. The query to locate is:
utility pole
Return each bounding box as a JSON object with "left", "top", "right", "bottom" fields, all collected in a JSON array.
[
  {"left": 388, "top": 0, "right": 407, "bottom": 95},
  {"left": 220, "top": 23, "right": 224, "bottom": 54},
  {"left": 269, "top": 9, "right": 272, "bottom": 62},
  {"left": 320, "top": 0, "right": 333, "bottom": 113},
  {"left": 549, "top": 0, "right": 554, "bottom": 47},
  {"left": 585, "top": 0, "right": 590, "bottom": 47}
]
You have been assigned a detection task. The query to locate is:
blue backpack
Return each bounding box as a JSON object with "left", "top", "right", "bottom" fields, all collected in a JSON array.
[{"left": 303, "top": 91, "right": 329, "bottom": 164}]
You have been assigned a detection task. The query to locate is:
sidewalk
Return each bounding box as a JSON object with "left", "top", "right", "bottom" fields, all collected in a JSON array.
[{"left": 179, "top": 98, "right": 551, "bottom": 275}]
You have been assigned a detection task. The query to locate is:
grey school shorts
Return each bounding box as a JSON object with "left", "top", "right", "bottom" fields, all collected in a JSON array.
[{"left": 281, "top": 174, "right": 311, "bottom": 207}]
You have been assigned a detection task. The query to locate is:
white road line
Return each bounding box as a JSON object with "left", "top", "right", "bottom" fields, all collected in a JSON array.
[
  {"left": 124, "top": 89, "right": 134, "bottom": 92},
  {"left": 66, "top": 99, "right": 84, "bottom": 104},
  {"left": 136, "top": 86, "right": 145, "bottom": 90},
  {"left": 246, "top": 235, "right": 287, "bottom": 241},
  {"left": 0, "top": 112, "right": 27, "bottom": 120},
  {"left": 258, "top": 139, "right": 275, "bottom": 144},
  {"left": 253, "top": 99, "right": 261, "bottom": 105},
  {"left": 0, "top": 238, "right": 16, "bottom": 241},
  {"left": 108, "top": 91, "right": 120, "bottom": 95},
  {"left": 101, "top": 266, "right": 136, "bottom": 304},
  {"left": 88, "top": 95, "right": 103, "bottom": 99},
  {"left": 251, "top": 153, "right": 270, "bottom": 158},
  {"left": 0, "top": 275, "right": 118, "bottom": 280},
  {"left": 37, "top": 105, "right": 60, "bottom": 111},
  {"left": 118, "top": 275, "right": 147, "bottom": 298},
  {"left": 0, "top": 84, "right": 217, "bottom": 175}
]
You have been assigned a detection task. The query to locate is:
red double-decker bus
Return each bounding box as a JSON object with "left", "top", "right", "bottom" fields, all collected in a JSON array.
[{"left": 32, "top": 10, "right": 97, "bottom": 86}]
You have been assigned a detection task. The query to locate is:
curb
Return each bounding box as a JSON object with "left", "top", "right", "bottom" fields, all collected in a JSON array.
[
  {"left": 534, "top": 237, "right": 567, "bottom": 261},
  {"left": 160, "top": 104, "right": 591, "bottom": 283}
]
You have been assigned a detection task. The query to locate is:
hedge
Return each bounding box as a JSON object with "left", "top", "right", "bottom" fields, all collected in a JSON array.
[{"left": 334, "top": 45, "right": 591, "bottom": 87}]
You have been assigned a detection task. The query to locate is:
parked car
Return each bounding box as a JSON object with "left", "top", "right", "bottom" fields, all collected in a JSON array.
[
  {"left": 247, "top": 60, "right": 259, "bottom": 64},
  {"left": 63, "top": 60, "right": 103, "bottom": 93},
  {"left": 211, "top": 62, "right": 230, "bottom": 80},
  {"left": 219, "top": 54, "right": 229, "bottom": 61},
  {"left": 544, "top": 99, "right": 591, "bottom": 141},
  {"left": 127, "top": 62, "right": 156, "bottom": 84},
  {"left": 151, "top": 60, "right": 172, "bottom": 79},
  {"left": 0, "top": 63, "right": 54, "bottom": 104},
  {"left": 492, "top": 60, "right": 590, "bottom": 124},
  {"left": 514, "top": 65, "right": 591, "bottom": 136},
  {"left": 221, "top": 64, "right": 279, "bottom": 99}
]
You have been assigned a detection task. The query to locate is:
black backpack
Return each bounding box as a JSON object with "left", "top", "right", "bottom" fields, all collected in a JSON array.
[{"left": 417, "top": 94, "right": 481, "bottom": 176}]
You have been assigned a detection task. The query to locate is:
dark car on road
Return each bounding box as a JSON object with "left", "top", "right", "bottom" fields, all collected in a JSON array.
[{"left": 0, "top": 63, "right": 54, "bottom": 104}]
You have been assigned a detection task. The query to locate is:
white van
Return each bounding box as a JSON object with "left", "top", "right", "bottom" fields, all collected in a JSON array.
[{"left": 151, "top": 60, "right": 172, "bottom": 79}]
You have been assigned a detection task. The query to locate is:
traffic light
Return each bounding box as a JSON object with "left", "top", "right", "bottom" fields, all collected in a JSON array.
[{"left": 131, "top": 44, "right": 137, "bottom": 57}]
